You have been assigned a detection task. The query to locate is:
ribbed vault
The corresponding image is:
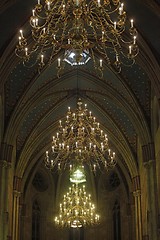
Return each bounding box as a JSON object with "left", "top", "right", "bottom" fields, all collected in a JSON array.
[{"left": 0, "top": 0, "right": 160, "bottom": 220}]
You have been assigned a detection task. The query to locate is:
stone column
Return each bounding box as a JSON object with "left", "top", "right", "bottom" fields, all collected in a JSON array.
[
  {"left": 12, "top": 176, "right": 21, "bottom": 240},
  {"left": 132, "top": 176, "right": 142, "bottom": 240},
  {"left": 19, "top": 201, "right": 26, "bottom": 240},
  {"left": 0, "top": 143, "right": 13, "bottom": 240},
  {"left": 129, "top": 193, "right": 136, "bottom": 240},
  {"left": 142, "top": 143, "right": 158, "bottom": 240}
]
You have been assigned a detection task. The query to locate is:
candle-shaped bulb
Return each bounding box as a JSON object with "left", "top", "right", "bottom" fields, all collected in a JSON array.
[
  {"left": 20, "top": 29, "right": 23, "bottom": 38},
  {"left": 32, "top": 9, "right": 35, "bottom": 16},
  {"left": 133, "top": 36, "right": 136, "bottom": 44},
  {"left": 93, "top": 164, "right": 96, "bottom": 171},
  {"left": 129, "top": 45, "right": 132, "bottom": 54},
  {"left": 100, "top": 59, "right": 103, "bottom": 67},
  {"left": 25, "top": 48, "right": 28, "bottom": 56},
  {"left": 119, "top": 7, "right": 122, "bottom": 15},
  {"left": 18, "top": 36, "right": 21, "bottom": 45},
  {"left": 121, "top": 3, "right": 124, "bottom": 11},
  {"left": 58, "top": 163, "right": 61, "bottom": 170},
  {"left": 58, "top": 58, "right": 61, "bottom": 67},
  {"left": 36, "top": 18, "right": 38, "bottom": 26},
  {"left": 108, "top": 149, "right": 111, "bottom": 155},
  {"left": 130, "top": 19, "right": 134, "bottom": 28},
  {"left": 116, "top": 54, "right": 119, "bottom": 62},
  {"left": 114, "top": 21, "right": 116, "bottom": 30},
  {"left": 41, "top": 54, "right": 44, "bottom": 64},
  {"left": 47, "top": 1, "right": 50, "bottom": 10}
]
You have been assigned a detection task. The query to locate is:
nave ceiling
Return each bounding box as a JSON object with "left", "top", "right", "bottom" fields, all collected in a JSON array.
[{"left": 0, "top": 0, "right": 160, "bottom": 196}]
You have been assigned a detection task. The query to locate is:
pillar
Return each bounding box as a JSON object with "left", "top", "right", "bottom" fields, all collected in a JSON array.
[
  {"left": 142, "top": 143, "right": 158, "bottom": 240},
  {"left": 0, "top": 143, "right": 13, "bottom": 240},
  {"left": 129, "top": 193, "right": 136, "bottom": 240},
  {"left": 132, "top": 176, "right": 142, "bottom": 240},
  {"left": 12, "top": 176, "right": 21, "bottom": 240}
]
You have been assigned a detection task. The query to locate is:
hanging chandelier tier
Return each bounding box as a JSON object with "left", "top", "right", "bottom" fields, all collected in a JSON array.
[
  {"left": 15, "top": 0, "right": 138, "bottom": 74},
  {"left": 45, "top": 99, "right": 116, "bottom": 172},
  {"left": 55, "top": 184, "right": 100, "bottom": 228}
]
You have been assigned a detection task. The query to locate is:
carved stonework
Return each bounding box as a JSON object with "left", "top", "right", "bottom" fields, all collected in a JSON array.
[
  {"left": 0, "top": 142, "right": 13, "bottom": 163},
  {"left": 132, "top": 175, "right": 141, "bottom": 192},
  {"left": 13, "top": 176, "right": 22, "bottom": 193},
  {"left": 142, "top": 143, "right": 155, "bottom": 163},
  {"left": 133, "top": 190, "right": 141, "bottom": 197},
  {"left": 0, "top": 159, "right": 8, "bottom": 168}
]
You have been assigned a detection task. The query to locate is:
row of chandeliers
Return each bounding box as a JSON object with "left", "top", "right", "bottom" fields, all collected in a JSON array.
[
  {"left": 45, "top": 99, "right": 116, "bottom": 228},
  {"left": 14, "top": 0, "right": 138, "bottom": 229}
]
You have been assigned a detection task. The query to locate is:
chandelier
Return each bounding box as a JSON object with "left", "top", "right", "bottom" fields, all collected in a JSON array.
[
  {"left": 45, "top": 99, "right": 116, "bottom": 172},
  {"left": 54, "top": 183, "right": 100, "bottom": 228},
  {"left": 15, "top": 0, "right": 138, "bottom": 75}
]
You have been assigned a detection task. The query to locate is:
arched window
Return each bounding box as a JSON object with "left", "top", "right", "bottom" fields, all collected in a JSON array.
[
  {"left": 113, "top": 200, "right": 121, "bottom": 240},
  {"left": 32, "top": 200, "right": 40, "bottom": 240}
]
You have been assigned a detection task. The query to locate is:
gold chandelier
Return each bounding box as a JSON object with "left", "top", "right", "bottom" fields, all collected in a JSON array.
[
  {"left": 55, "top": 184, "right": 100, "bottom": 228},
  {"left": 15, "top": 0, "right": 138, "bottom": 75},
  {"left": 45, "top": 99, "right": 116, "bottom": 172}
]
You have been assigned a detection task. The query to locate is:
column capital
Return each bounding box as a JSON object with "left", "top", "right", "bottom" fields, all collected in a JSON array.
[
  {"left": 0, "top": 142, "right": 13, "bottom": 164},
  {"left": 142, "top": 143, "right": 155, "bottom": 164},
  {"left": 132, "top": 175, "right": 141, "bottom": 192},
  {"left": 133, "top": 190, "right": 141, "bottom": 197},
  {"left": 0, "top": 159, "right": 8, "bottom": 168},
  {"left": 13, "top": 176, "right": 22, "bottom": 194}
]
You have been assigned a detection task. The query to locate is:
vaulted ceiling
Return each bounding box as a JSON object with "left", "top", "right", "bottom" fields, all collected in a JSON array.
[{"left": 0, "top": 0, "right": 160, "bottom": 194}]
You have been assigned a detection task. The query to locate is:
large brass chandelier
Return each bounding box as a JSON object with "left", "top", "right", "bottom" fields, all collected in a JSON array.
[
  {"left": 15, "top": 0, "right": 138, "bottom": 74},
  {"left": 55, "top": 184, "right": 100, "bottom": 228},
  {"left": 45, "top": 99, "right": 116, "bottom": 172}
]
